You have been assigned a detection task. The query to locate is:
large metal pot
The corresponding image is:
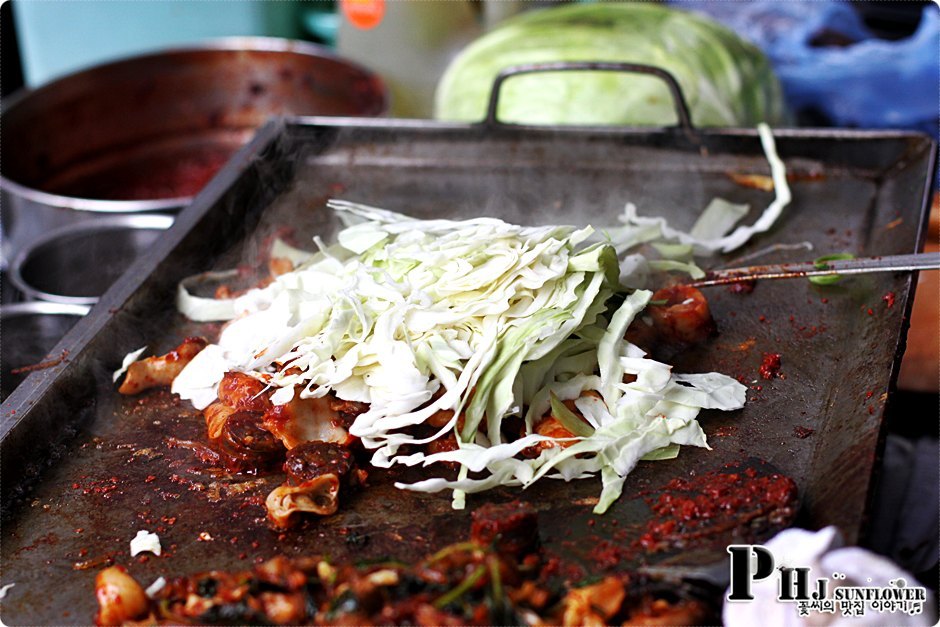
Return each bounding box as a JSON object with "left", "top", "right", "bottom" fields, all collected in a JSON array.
[{"left": 0, "top": 37, "right": 388, "bottom": 268}]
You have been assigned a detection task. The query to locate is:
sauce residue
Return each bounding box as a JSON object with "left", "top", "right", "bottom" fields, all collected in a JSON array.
[{"left": 637, "top": 466, "right": 797, "bottom": 552}]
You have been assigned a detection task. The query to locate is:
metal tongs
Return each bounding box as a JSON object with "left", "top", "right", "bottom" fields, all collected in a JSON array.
[{"left": 688, "top": 252, "right": 940, "bottom": 288}]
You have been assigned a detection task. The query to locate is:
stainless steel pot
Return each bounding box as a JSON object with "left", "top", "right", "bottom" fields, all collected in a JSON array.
[
  {"left": 0, "top": 36, "right": 388, "bottom": 268},
  {"left": 10, "top": 214, "right": 174, "bottom": 305},
  {"left": 0, "top": 301, "right": 90, "bottom": 401}
]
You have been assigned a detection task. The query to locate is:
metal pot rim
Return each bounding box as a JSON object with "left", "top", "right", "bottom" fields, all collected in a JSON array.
[
  {"left": 0, "top": 36, "right": 388, "bottom": 213},
  {"left": 0, "top": 175, "right": 189, "bottom": 213},
  {"left": 0, "top": 301, "right": 91, "bottom": 319},
  {"left": 9, "top": 214, "right": 175, "bottom": 306}
]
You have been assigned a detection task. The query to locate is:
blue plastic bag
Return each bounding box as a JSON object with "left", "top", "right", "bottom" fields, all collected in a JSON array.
[{"left": 669, "top": 1, "right": 939, "bottom": 135}]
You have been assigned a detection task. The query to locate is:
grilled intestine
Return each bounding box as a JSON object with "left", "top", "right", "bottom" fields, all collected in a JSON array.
[
  {"left": 117, "top": 337, "right": 208, "bottom": 395},
  {"left": 266, "top": 441, "right": 366, "bottom": 528}
]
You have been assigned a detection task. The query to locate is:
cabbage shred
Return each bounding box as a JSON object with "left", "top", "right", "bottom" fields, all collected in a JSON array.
[{"left": 172, "top": 201, "right": 747, "bottom": 514}]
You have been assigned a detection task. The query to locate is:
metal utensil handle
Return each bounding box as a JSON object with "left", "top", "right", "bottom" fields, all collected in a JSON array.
[
  {"left": 483, "top": 61, "right": 696, "bottom": 134},
  {"left": 690, "top": 252, "right": 940, "bottom": 288}
]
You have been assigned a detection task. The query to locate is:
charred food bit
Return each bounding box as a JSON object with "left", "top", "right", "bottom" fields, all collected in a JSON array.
[
  {"left": 266, "top": 441, "right": 365, "bottom": 528},
  {"left": 118, "top": 337, "right": 208, "bottom": 395}
]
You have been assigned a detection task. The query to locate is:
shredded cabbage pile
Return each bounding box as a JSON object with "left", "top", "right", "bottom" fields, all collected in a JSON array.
[
  {"left": 165, "top": 124, "right": 794, "bottom": 513},
  {"left": 171, "top": 201, "right": 747, "bottom": 514}
]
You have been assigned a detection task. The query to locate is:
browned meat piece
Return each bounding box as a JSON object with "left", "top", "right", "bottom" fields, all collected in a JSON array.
[
  {"left": 470, "top": 501, "right": 539, "bottom": 557},
  {"left": 425, "top": 431, "right": 459, "bottom": 460},
  {"left": 215, "top": 410, "right": 285, "bottom": 471},
  {"left": 328, "top": 395, "right": 370, "bottom": 428},
  {"left": 220, "top": 411, "right": 283, "bottom": 457},
  {"left": 284, "top": 441, "right": 358, "bottom": 485},
  {"left": 94, "top": 566, "right": 149, "bottom": 625},
  {"left": 217, "top": 371, "right": 272, "bottom": 413},
  {"left": 647, "top": 285, "right": 716, "bottom": 345},
  {"left": 118, "top": 337, "right": 208, "bottom": 395}
]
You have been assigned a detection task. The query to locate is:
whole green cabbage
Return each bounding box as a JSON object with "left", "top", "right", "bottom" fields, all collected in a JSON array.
[{"left": 435, "top": 3, "right": 786, "bottom": 127}]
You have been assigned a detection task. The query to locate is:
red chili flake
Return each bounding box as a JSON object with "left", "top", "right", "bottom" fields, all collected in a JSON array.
[
  {"left": 821, "top": 298, "right": 829, "bottom": 304},
  {"left": 759, "top": 353, "right": 782, "bottom": 380},
  {"left": 866, "top": 391, "right": 874, "bottom": 399},
  {"left": 758, "top": 315, "right": 767, "bottom": 322},
  {"left": 883, "top": 292, "right": 896, "bottom": 308},
  {"left": 74, "top": 528, "right": 84, "bottom": 534},
  {"left": 868, "top": 406, "right": 875, "bottom": 415},
  {"left": 867, "top": 308, "right": 874, "bottom": 316},
  {"left": 793, "top": 426, "right": 815, "bottom": 439},
  {"left": 144, "top": 475, "right": 157, "bottom": 483},
  {"left": 587, "top": 519, "right": 595, "bottom": 527}
]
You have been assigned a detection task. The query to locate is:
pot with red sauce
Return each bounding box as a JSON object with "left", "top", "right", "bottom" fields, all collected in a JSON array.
[{"left": 0, "top": 37, "right": 388, "bottom": 269}]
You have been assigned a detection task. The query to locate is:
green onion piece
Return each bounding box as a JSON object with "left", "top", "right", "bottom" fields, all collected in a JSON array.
[
  {"left": 810, "top": 253, "right": 855, "bottom": 285},
  {"left": 647, "top": 299, "right": 669, "bottom": 306},
  {"left": 427, "top": 541, "right": 480, "bottom": 564},
  {"left": 433, "top": 565, "right": 487, "bottom": 609},
  {"left": 487, "top": 556, "right": 504, "bottom": 608},
  {"left": 549, "top": 392, "right": 595, "bottom": 438}
]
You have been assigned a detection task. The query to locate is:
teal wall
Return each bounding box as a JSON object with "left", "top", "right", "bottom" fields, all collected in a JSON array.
[{"left": 12, "top": 0, "right": 304, "bottom": 86}]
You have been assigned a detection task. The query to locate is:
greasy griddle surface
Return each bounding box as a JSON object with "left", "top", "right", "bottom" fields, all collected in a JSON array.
[{"left": 1, "top": 122, "right": 932, "bottom": 624}]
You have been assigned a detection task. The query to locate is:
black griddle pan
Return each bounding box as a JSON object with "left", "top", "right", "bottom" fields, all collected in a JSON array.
[{"left": 1, "top": 100, "right": 935, "bottom": 624}]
